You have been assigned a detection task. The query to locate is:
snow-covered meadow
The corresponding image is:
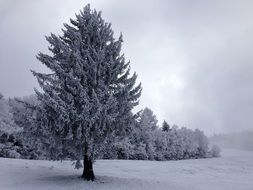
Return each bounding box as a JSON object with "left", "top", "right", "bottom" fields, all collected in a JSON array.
[{"left": 0, "top": 149, "right": 252, "bottom": 190}]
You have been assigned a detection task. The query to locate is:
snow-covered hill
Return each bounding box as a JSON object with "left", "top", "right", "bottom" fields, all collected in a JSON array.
[{"left": 0, "top": 149, "right": 253, "bottom": 190}]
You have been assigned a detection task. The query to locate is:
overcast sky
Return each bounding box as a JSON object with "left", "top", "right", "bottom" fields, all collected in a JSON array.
[{"left": 1, "top": 0, "right": 253, "bottom": 134}]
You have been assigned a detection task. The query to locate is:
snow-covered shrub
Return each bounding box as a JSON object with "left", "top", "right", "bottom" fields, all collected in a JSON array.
[
  {"left": 7, "top": 149, "right": 21, "bottom": 158},
  {"left": 113, "top": 138, "right": 134, "bottom": 160},
  {"left": 210, "top": 145, "right": 221, "bottom": 157},
  {"left": 0, "top": 132, "right": 19, "bottom": 158},
  {"left": 130, "top": 142, "right": 148, "bottom": 160}
]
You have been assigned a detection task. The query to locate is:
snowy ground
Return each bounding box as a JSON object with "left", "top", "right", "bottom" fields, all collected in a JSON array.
[{"left": 0, "top": 149, "right": 253, "bottom": 190}]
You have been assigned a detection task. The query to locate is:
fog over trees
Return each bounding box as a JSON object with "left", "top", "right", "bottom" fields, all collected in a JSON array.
[{"left": 210, "top": 131, "right": 253, "bottom": 151}]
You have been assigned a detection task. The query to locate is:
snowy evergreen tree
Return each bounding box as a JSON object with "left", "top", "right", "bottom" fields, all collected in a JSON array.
[
  {"left": 138, "top": 107, "right": 158, "bottom": 160},
  {"left": 0, "top": 94, "right": 19, "bottom": 134},
  {"left": 123, "top": 117, "right": 148, "bottom": 160},
  {"left": 0, "top": 95, "right": 25, "bottom": 159},
  {"left": 139, "top": 108, "right": 158, "bottom": 131},
  {"left": 162, "top": 120, "right": 170, "bottom": 132},
  {"left": 31, "top": 4, "right": 141, "bottom": 180},
  {"left": 153, "top": 129, "right": 166, "bottom": 160},
  {"left": 9, "top": 96, "right": 37, "bottom": 132},
  {"left": 9, "top": 96, "right": 46, "bottom": 159}
]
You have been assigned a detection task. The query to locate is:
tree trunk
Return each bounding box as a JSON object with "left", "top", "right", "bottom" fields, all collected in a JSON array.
[{"left": 81, "top": 154, "right": 95, "bottom": 181}]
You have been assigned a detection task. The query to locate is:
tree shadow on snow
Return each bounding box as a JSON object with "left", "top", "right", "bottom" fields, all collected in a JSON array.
[{"left": 36, "top": 174, "right": 149, "bottom": 189}]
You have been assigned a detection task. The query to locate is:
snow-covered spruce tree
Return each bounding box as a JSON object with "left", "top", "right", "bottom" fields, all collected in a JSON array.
[
  {"left": 31, "top": 5, "right": 141, "bottom": 181},
  {"left": 162, "top": 120, "right": 170, "bottom": 132}
]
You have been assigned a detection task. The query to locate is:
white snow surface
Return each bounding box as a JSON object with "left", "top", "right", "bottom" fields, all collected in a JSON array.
[{"left": 0, "top": 149, "right": 253, "bottom": 190}]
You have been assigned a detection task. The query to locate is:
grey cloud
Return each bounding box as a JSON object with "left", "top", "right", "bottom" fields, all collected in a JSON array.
[{"left": 0, "top": 0, "right": 253, "bottom": 134}]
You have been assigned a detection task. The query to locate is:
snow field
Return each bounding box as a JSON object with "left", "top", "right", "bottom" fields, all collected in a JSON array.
[{"left": 0, "top": 149, "right": 253, "bottom": 190}]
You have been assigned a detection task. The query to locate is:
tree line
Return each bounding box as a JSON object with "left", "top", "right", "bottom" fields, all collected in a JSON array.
[{"left": 0, "top": 94, "right": 219, "bottom": 162}]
